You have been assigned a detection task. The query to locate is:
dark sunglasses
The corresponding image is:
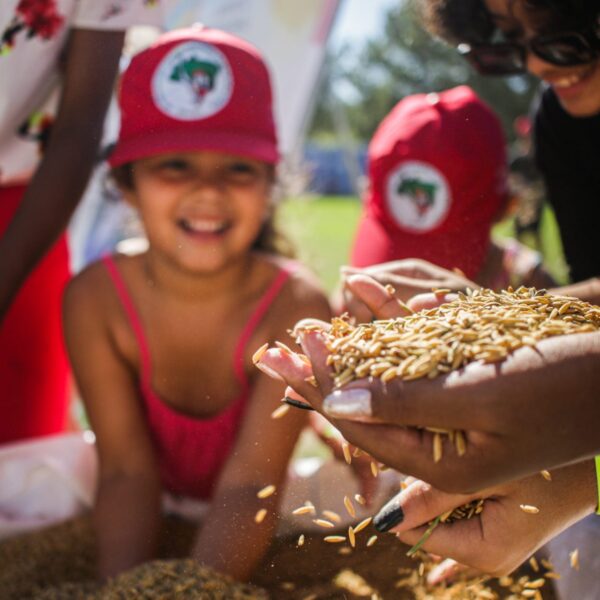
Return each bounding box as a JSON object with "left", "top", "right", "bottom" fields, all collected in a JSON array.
[{"left": 457, "top": 28, "right": 600, "bottom": 76}]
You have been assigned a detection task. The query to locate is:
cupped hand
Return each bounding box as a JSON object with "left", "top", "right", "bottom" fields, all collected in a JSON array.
[
  {"left": 257, "top": 326, "right": 600, "bottom": 493},
  {"left": 374, "top": 459, "right": 596, "bottom": 577}
]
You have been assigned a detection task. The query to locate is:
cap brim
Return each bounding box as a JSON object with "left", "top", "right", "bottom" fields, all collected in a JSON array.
[{"left": 108, "top": 128, "right": 279, "bottom": 167}]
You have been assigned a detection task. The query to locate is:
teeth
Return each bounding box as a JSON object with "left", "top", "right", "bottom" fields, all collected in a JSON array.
[{"left": 182, "top": 219, "right": 226, "bottom": 233}]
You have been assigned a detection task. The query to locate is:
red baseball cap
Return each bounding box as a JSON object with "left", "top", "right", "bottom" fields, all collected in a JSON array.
[
  {"left": 351, "top": 86, "right": 508, "bottom": 280},
  {"left": 109, "top": 25, "right": 279, "bottom": 167}
]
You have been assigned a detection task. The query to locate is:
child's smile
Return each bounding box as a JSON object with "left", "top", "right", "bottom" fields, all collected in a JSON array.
[
  {"left": 177, "top": 216, "right": 231, "bottom": 238},
  {"left": 125, "top": 151, "right": 272, "bottom": 274}
]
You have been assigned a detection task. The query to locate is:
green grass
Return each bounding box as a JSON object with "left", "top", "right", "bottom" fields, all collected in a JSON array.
[
  {"left": 277, "top": 196, "right": 363, "bottom": 293},
  {"left": 278, "top": 195, "right": 568, "bottom": 293}
]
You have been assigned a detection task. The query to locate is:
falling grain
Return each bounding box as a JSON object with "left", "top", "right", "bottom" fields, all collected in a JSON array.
[
  {"left": 323, "top": 535, "right": 346, "bottom": 543},
  {"left": 322, "top": 510, "right": 342, "bottom": 524},
  {"left": 353, "top": 517, "right": 372, "bottom": 534},
  {"left": 342, "top": 441, "right": 352, "bottom": 465},
  {"left": 313, "top": 519, "right": 335, "bottom": 529},
  {"left": 270, "top": 404, "right": 290, "bottom": 419},
  {"left": 254, "top": 509, "right": 267, "bottom": 524},
  {"left": 370, "top": 461, "right": 379, "bottom": 477},
  {"left": 257, "top": 485, "right": 276, "bottom": 499},
  {"left": 252, "top": 343, "right": 269, "bottom": 364},
  {"left": 343, "top": 496, "right": 356, "bottom": 518},
  {"left": 570, "top": 548, "right": 580, "bottom": 570},
  {"left": 348, "top": 526, "right": 356, "bottom": 548}
]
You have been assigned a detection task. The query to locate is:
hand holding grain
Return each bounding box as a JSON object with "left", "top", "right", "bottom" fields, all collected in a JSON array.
[
  {"left": 257, "top": 289, "right": 600, "bottom": 493},
  {"left": 378, "top": 459, "right": 596, "bottom": 578}
]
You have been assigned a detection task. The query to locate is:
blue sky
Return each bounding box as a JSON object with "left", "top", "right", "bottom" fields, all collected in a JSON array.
[{"left": 329, "top": 0, "right": 399, "bottom": 49}]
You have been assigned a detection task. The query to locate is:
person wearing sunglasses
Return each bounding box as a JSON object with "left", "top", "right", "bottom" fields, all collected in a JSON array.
[{"left": 419, "top": 0, "right": 600, "bottom": 307}]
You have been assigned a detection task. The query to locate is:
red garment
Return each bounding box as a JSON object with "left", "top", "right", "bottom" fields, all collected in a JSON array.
[
  {"left": 109, "top": 26, "right": 279, "bottom": 169},
  {"left": 351, "top": 86, "right": 507, "bottom": 280},
  {"left": 102, "top": 255, "right": 291, "bottom": 500},
  {"left": 0, "top": 184, "right": 70, "bottom": 444}
]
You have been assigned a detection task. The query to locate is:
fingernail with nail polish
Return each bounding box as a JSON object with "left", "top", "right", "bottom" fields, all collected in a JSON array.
[
  {"left": 373, "top": 496, "right": 404, "bottom": 532},
  {"left": 322, "top": 389, "right": 372, "bottom": 419}
]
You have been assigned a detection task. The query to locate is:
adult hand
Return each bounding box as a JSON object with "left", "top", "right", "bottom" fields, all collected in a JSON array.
[
  {"left": 257, "top": 328, "right": 600, "bottom": 493},
  {"left": 373, "top": 459, "right": 596, "bottom": 578},
  {"left": 341, "top": 258, "right": 476, "bottom": 322}
]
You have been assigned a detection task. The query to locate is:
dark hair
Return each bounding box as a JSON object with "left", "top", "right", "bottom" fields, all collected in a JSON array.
[
  {"left": 108, "top": 163, "right": 295, "bottom": 258},
  {"left": 418, "top": 0, "right": 599, "bottom": 45}
]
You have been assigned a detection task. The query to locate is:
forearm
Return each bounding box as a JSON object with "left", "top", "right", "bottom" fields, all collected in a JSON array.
[
  {"left": 94, "top": 472, "right": 162, "bottom": 579},
  {"left": 0, "top": 28, "right": 123, "bottom": 319},
  {"left": 0, "top": 126, "right": 102, "bottom": 316},
  {"left": 191, "top": 486, "right": 279, "bottom": 581},
  {"left": 551, "top": 278, "right": 600, "bottom": 305}
]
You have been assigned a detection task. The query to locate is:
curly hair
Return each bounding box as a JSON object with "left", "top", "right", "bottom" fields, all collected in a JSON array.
[{"left": 418, "top": 0, "right": 599, "bottom": 44}]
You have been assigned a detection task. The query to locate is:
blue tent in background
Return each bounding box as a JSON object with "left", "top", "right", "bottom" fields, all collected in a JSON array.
[{"left": 304, "top": 143, "right": 367, "bottom": 195}]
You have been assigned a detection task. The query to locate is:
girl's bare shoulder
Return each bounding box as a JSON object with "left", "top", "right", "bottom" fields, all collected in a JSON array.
[{"left": 63, "top": 254, "right": 142, "bottom": 325}]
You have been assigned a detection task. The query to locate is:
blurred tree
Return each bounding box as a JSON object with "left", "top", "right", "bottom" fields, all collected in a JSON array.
[{"left": 309, "top": 0, "right": 538, "bottom": 143}]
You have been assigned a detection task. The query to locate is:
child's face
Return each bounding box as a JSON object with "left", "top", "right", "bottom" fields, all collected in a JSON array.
[
  {"left": 125, "top": 151, "right": 273, "bottom": 274},
  {"left": 484, "top": 0, "right": 600, "bottom": 116}
]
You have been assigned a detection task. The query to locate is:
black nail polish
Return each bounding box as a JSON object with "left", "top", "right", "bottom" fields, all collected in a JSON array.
[
  {"left": 373, "top": 496, "right": 404, "bottom": 532},
  {"left": 283, "top": 397, "right": 315, "bottom": 411}
]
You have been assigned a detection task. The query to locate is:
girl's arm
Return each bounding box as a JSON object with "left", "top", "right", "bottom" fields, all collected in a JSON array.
[
  {"left": 191, "top": 279, "right": 332, "bottom": 581},
  {"left": 63, "top": 268, "right": 162, "bottom": 579}
]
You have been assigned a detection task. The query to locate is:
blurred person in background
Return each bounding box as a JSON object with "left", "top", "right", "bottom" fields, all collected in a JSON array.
[
  {"left": 342, "top": 85, "right": 555, "bottom": 321},
  {"left": 419, "top": 0, "right": 600, "bottom": 302},
  {"left": 0, "top": 1, "right": 160, "bottom": 444}
]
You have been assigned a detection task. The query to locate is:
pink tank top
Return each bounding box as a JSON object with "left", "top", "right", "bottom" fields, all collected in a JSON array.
[{"left": 102, "top": 256, "right": 291, "bottom": 500}]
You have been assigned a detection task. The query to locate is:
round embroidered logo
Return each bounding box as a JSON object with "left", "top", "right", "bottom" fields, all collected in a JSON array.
[
  {"left": 152, "top": 41, "right": 233, "bottom": 121},
  {"left": 385, "top": 161, "right": 451, "bottom": 232}
]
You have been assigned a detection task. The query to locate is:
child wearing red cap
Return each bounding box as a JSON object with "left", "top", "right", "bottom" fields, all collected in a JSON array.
[
  {"left": 62, "top": 25, "right": 330, "bottom": 581},
  {"left": 350, "top": 85, "right": 555, "bottom": 292}
]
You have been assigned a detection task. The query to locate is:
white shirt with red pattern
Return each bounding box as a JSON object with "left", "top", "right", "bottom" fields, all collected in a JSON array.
[{"left": 0, "top": 0, "right": 161, "bottom": 185}]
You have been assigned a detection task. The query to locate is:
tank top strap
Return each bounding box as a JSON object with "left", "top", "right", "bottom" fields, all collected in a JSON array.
[
  {"left": 232, "top": 265, "right": 293, "bottom": 388},
  {"left": 102, "top": 256, "right": 153, "bottom": 387}
]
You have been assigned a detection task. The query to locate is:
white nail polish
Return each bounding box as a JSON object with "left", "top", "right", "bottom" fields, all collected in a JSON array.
[{"left": 323, "top": 389, "right": 372, "bottom": 418}]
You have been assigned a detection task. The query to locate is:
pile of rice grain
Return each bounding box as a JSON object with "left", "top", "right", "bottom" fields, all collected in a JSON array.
[
  {"left": 35, "top": 561, "right": 267, "bottom": 600},
  {"left": 321, "top": 287, "right": 600, "bottom": 462},
  {"left": 0, "top": 516, "right": 266, "bottom": 600},
  {"left": 325, "top": 287, "right": 600, "bottom": 388},
  {"left": 397, "top": 552, "right": 552, "bottom": 600}
]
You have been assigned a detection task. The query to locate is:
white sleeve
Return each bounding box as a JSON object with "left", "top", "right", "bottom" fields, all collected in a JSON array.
[{"left": 73, "top": 0, "right": 163, "bottom": 31}]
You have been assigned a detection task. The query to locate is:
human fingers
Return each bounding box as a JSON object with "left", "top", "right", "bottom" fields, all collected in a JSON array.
[
  {"left": 426, "top": 559, "right": 463, "bottom": 586},
  {"left": 344, "top": 274, "right": 414, "bottom": 320},
  {"left": 341, "top": 285, "right": 375, "bottom": 323},
  {"left": 395, "top": 518, "right": 497, "bottom": 573},
  {"left": 373, "top": 480, "right": 475, "bottom": 534},
  {"left": 297, "top": 329, "right": 336, "bottom": 405},
  {"left": 407, "top": 292, "right": 457, "bottom": 312},
  {"left": 341, "top": 259, "right": 434, "bottom": 281},
  {"left": 320, "top": 364, "right": 495, "bottom": 431},
  {"left": 257, "top": 347, "right": 322, "bottom": 408}
]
